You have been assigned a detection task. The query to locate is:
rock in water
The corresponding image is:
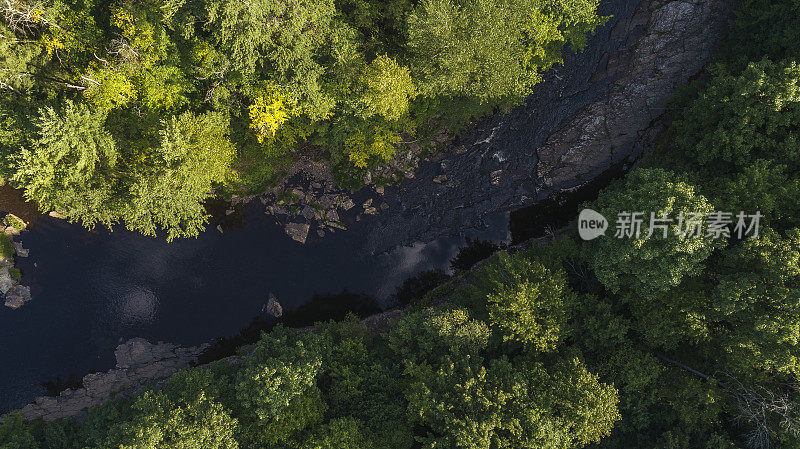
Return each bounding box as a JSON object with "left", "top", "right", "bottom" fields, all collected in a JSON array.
[
  {"left": 266, "top": 294, "right": 283, "bottom": 318},
  {"left": 0, "top": 267, "right": 13, "bottom": 294},
  {"left": 13, "top": 241, "right": 29, "bottom": 257},
  {"left": 285, "top": 222, "right": 310, "bottom": 244},
  {"left": 4, "top": 284, "right": 31, "bottom": 308},
  {"left": 4, "top": 214, "right": 26, "bottom": 230}
]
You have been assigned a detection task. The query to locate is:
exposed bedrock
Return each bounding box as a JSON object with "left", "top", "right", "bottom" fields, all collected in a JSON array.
[
  {"left": 13, "top": 310, "right": 404, "bottom": 422},
  {"left": 362, "top": 0, "right": 734, "bottom": 253},
  {"left": 16, "top": 339, "right": 208, "bottom": 422}
]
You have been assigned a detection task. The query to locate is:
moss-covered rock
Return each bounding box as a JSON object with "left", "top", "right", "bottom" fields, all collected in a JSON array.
[{"left": 0, "top": 233, "right": 15, "bottom": 263}]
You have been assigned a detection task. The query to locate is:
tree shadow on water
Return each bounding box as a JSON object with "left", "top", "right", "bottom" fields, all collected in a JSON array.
[{"left": 196, "top": 289, "right": 382, "bottom": 365}]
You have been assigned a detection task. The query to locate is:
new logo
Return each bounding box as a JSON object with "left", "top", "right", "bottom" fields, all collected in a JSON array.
[{"left": 578, "top": 209, "right": 608, "bottom": 241}]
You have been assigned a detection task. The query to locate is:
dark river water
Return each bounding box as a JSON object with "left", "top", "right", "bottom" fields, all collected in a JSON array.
[{"left": 0, "top": 199, "right": 508, "bottom": 411}]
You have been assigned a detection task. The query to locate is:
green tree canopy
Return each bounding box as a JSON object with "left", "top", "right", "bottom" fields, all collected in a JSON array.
[
  {"left": 207, "top": 0, "right": 338, "bottom": 118},
  {"left": 711, "top": 228, "right": 800, "bottom": 379},
  {"left": 667, "top": 58, "right": 800, "bottom": 230},
  {"left": 0, "top": 413, "right": 36, "bottom": 449},
  {"left": 13, "top": 100, "right": 119, "bottom": 229},
  {"left": 99, "top": 390, "right": 239, "bottom": 449},
  {"left": 407, "top": 0, "right": 606, "bottom": 101},
  {"left": 719, "top": 0, "right": 800, "bottom": 72},
  {"left": 472, "top": 250, "right": 575, "bottom": 351},
  {"left": 673, "top": 59, "right": 800, "bottom": 170},
  {"left": 13, "top": 104, "right": 233, "bottom": 241},
  {"left": 388, "top": 308, "right": 491, "bottom": 366},
  {"left": 585, "top": 168, "right": 721, "bottom": 297},
  {"left": 298, "top": 417, "right": 376, "bottom": 449},
  {"left": 123, "top": 111, "right": 234, "bottom": 241},
  {"left": 233, "top": 326, "right": 327, "bottom": 447},
  {"left": 356, "top": 55, "right": 415, "bottom": 120},
  {"left": 405, "top": 355, "right": 619, "bottom": 449}
]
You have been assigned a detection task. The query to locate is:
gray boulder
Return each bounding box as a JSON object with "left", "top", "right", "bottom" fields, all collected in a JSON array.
[
  {"left": 285, "top": 222, "right": 310, "bottom": 244},
  {"left": 0, "top": 267, "right": 13, "bottom": 294},
  {"left": 266, "top": 294, "right": 283, "bottom": 318},
  {"left": 4, "top": 284, "right": 31, "bottom": 309}
]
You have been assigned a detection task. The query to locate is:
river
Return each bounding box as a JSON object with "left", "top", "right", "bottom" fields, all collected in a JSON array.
[{"left": 0, "top": 197, "right": 508, "bottom": 411}]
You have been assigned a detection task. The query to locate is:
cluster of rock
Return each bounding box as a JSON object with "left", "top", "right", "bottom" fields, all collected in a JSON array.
[
  {"left": 15, "top": 338, "right": 208, "bottom": 422},
  {"left": 14, "top": 307, "right": 409, "bottom": 423},
  {"left": 255, "top": 124, "right": 453, "bottom": 244},
  {"left": 264, "top": 180, "right": 355, "bottom": 244},
  {"left": 260, "top": 163, "right": 392, "bottom": 244},
  {"left": 537, "top": 0, "right": 729, "bottom": 190},
  {"left": 365, "top": 123, "right": 454, "bottom": 185},
  {"left": 225, "top": 0, "right": 730, "bottom": 252},
  {"left": 1, "top": 213, "right": 31, "bottom": 309}
]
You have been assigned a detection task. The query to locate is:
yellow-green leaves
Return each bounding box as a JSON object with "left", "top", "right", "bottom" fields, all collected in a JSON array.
[
  {"left": 84, "top": 69, "right": 136, "bottom": 110},
  {"left": 474, "top": 250, "right": 575, "bottom": 352},
  {"left": 83, "top": 63, "right": 188, "bottom": 113},
  {"left": 13, "top": 100, "right": 119, "bottom": 229},
  {"left": 123, "top": 111, "right": 233, "bottom": 241},
  {"left": 207, "top": 0, "right": 338, "bottom": 118},
  {"left": 344, "top": 124, "right": 402, "bottom": 169},
  {"left": 358, "top": 55, "right": 416, "bottom": 121},
  {"left": 14, "top": 102, "right": 234, "bottom": 241},
  {"left": 104, "top": 390, "right": 239, "bottom": 449},
  {"left": 249, "top": 91, "right": 293, "bottom": 144},
  {"left": 111, "top": 1, "right": 171, "bottom": 61},
  {"left": 84, "top": 1, "right": 188, "bottom": 114}
]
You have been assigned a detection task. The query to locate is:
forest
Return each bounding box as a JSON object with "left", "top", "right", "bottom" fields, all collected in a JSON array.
[
  {"left": 3, "top": 0, "right": 800, "bottom": 448},
  {"left": 0, "top": 0, "right": 605, "bottom": 240}
]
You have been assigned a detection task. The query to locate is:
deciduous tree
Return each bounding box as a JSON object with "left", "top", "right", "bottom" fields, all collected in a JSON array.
[{"left": 585, "top": 168, "right": 720, "bottom": 297}]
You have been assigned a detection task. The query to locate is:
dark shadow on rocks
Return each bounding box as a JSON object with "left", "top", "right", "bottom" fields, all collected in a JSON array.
[
  {"left": 0, "top": 185, "right": 45, "bottom": 227},
  {"left": 194, "top": 315, "right": 278, "bottom": 365},
  {"left": 40, "top": 373, "right": 85, "bottom": 397},
  {"left": 510, "top": 160, "right": 628, "bottom": 244},
  {"left": 204, "top": 197, "right": 247, "bottom": 232}
]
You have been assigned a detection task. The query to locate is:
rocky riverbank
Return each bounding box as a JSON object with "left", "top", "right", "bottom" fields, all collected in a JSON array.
[
  {"left": 0, "top": 213, "right": 31, "bottom": 308},
  {"left": 15, "top": 338, "right": 208, "bottom": 422},
  {"left": 12, "top": 311, "right": 405, "bottom": 422},
  {"left": 11, "top": 225, "right": 560, "bottom": 422},
  {"left": 6, "top": 0, "right": 732, "bottom": 250}
]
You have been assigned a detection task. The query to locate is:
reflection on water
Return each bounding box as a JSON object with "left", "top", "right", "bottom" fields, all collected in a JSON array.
[
  {"left": 0, "top": 200, "right": 507, "bottom": 411},
  {"left": 114, "top": 288, "right": 159, "bottom": 325},
  {"left": 0, "top": 184, "right": 45, "bottom": 226}
]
